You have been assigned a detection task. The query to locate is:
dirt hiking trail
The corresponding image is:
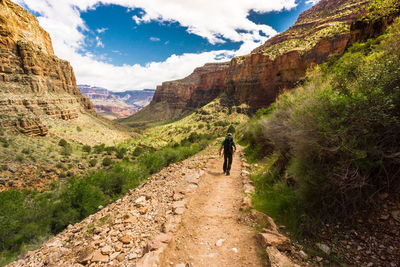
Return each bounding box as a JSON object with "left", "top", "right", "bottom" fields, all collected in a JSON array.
[
  {"left": 160, "top": 149, "right": 266, "bottom": 267},
  {"left": 9, "top": 146, "right": 303, "bottom": 267}
]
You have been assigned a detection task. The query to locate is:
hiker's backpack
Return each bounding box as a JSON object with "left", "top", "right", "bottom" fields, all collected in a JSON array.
[{"left": 224, "top": 135, "right": 234, "bottom": 154}]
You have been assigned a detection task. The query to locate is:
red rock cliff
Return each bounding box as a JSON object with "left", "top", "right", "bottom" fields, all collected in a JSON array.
[
  {"left": 0, "top": 0, "right": 93, "bottom": 136},
  {"left": 136, "top": 0, "right": 370, "bottom": 122},
  {"left": 152, "top": 62, "right": 230, "bottom": 111}
]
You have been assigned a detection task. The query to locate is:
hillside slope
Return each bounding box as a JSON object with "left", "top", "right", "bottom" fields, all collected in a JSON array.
[{"left": 0, "top": 0, "right": 131, "bottom": 192}]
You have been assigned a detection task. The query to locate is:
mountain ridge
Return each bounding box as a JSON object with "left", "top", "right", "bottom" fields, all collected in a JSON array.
[
  {"left": 126, "top": 0, "right": 371, "bottom": 125},
  {"left": 78, "top": 85, "right": 155, "bottom": 120}
]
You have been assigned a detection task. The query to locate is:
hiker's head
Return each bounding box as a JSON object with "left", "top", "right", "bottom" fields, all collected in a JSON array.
[{"left": 227, "top": 133, "right": 232, "bottom": 136}]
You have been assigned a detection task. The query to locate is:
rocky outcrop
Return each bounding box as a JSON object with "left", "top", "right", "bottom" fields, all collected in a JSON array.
[
  {"left": 0, "top": 0, "right": 93, "bottom": 136},
  {"left": 132, "top": 0, "right": 371, "bottom": 122},
  {"left": 152, "top": 62, "right": 229, "bottom": 111}
]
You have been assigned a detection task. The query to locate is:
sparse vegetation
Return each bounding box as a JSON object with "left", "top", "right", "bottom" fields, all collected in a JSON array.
[
  {"left": 58, "top": 139, "right": 68, "bottom": 147},
  {"left": 89, "top": 159, "right": 97, "bottom": 167},
  {"left": 102, "top": 157, "right": 113, "bottom": 167},
  {"left": 82, "top": 145, "right": 91, "bottom": 153},
  {"left": 0, "top": 133, "right": 214, "bottom": 264},
  {"left": 243, "top": 19, "right": 400, "bottom": 233}
]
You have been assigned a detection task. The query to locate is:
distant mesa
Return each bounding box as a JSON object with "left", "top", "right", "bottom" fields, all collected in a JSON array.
[{"left": 78, "top": 85, "right": 155, "bottom": 120}]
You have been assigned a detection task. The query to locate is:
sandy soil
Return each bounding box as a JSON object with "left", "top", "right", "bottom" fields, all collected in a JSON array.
[{"left": 161, "top": 150, "right": 266, "bottom": 267}]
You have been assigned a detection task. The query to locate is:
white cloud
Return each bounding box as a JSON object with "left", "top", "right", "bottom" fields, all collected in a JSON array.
[
  {"left": 96, "top": 27, "right": 108, "bottom": 33},
  {"left": 14, "top": 0, "right": 305, "bottom": 91},
  {"left": 149, "top": 36, "right": 160, "bottom": 42},
  {"left": 95, "top": 36, "right": 104, "bottom": 47},
  {"left": 306, "top": 0, "right": 320, "bottom": 4}
]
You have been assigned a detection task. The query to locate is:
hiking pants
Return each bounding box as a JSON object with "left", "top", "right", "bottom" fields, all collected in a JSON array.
[{"left": 223, "top": 153, "right": 233, "bottom": 173}]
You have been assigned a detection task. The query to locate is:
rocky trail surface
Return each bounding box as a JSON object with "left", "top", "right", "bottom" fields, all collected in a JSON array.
[
  {"left": 9, "top": 146, "right": 305, "bottom": 267},
  {"left": 159, "top": 150, "right": 264, "bottom": 267}
]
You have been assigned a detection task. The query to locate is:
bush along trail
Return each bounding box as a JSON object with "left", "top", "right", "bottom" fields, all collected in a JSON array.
[{"left": 6, "top": 145, "right": 310, "bottom": 267}]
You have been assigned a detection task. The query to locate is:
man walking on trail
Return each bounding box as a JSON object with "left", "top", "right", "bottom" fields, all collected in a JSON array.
[{"left": 219, "top": 133, "right": 236, "bottom": 175}]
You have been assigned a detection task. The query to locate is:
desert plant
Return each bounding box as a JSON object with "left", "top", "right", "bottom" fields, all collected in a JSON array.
[
  {"left": 89, "top": 159, "right": 98, "bottom": 167},
  {"left": 116, "top": 147, "right": 127, "bottom": 159},
  {"left": 16, "top": 154, "right": 24, "bottom": 162},
  {"left": 58, "top": 139, "right": 68, "bottom": 147},
  {"left": 102, "top": 158, "right": 113, "bottom": 166},
  {"left": 21, "top": 148, "right": 31, "bottom": 155},
  {"left": 82, "top": 145, "right": 91, "bottom": 153}
]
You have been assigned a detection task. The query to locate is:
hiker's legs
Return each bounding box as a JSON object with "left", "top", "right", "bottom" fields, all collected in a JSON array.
[
  {"left": 227, "top": 153, "right": 233, "bottom": 174},
  {"left": 223, "top": 153, "right": 228, "bottom": 173}
]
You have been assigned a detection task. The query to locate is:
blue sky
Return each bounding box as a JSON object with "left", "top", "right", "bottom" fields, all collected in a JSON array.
[
  {"left": 81, "top": 1, "right": 314, "bottom": 66},
  {"left": 16, "top": 0, "right": 318, "bottom": 91}
]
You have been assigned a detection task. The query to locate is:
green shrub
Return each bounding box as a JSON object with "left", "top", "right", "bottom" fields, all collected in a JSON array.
[
  {"left": 60, "top": 144, "right": 72, "bottom": 156},
  {"left": 116, "top": 147, "right": 127, "bottom": 159},
  {"left": 93, "top": 144, "right": 105, "bottom": 154},
  {"left": 1, "top": 164, "right": 8, "bottom": 171},
  {"left": 227, "top": 125, "right": 236, "bottom": 134},
  {"left": 82, "top": 145, "right": 91, "bottom": 153},
  {"left": 102, "top": 158, "right": 113, "bottom": 166},
  {"left": 105, "top": 146, "right": 116, "bottom": 155},
  {"left": 58, "top": 139, "right": 68, "bottom": 147},
  {"left": 76, "top": 126, "right": 82, "bottom": 132},
  {"left": 21, "top": 148, "right": 31, "bottom": 155},
  {"left": 214, "top": 121, "right": 229, "bottom": 127},
  {"left": 89, "top": 159, "right": 97, "bottom": 167},
  {"left": 16, "top": 154, "right": 24, "bottom": 162},
  {"left": 132, "top": 146, "right": 144, "bottom": 157}
]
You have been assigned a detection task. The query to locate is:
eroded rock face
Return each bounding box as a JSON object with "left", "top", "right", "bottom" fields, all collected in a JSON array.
[
  {"left": 136, "top": 0, "right": 371, "bottom": 121},
  {"left": 0, "top": 0, "right": 93, "bottom": 136},
  {"left": 151, "top": 62, "right": 230, "bottom": 113}
]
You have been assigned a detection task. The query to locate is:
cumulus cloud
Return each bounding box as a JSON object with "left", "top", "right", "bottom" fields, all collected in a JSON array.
[{"left": 14, "top": 0, "right": 304, "bottom": 91}]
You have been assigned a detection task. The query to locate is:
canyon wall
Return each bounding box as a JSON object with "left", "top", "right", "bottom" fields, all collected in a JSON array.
[
  {"left": 152, "top": 62, "right": 230, "bottom": 111},
  {"left": 79, "top": 85, "right": 155, "bottom": 119},
  {"left": 131, "top": 0, "right": 370, "bottom": 123},
  {"left": 0, "top": 0, "right": 93, "bottom": 136}
]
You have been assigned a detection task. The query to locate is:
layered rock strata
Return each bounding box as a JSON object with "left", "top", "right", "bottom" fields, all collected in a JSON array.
[
  {"left": 136, "top": 0, "right": 371, "bottom": 122},
  {"left": 79, "top": 85, "right": 155, "bottom": 119},
  {"left": 0, "top": 0, "right": 93, "bottom": 136},
  {"left": 151, "top": 62, "right": 229, "bottom": 112}
]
